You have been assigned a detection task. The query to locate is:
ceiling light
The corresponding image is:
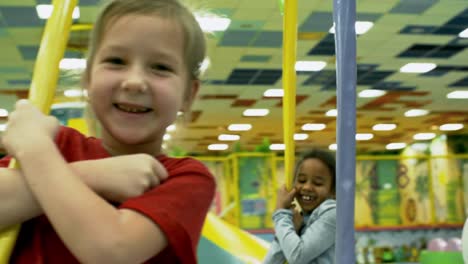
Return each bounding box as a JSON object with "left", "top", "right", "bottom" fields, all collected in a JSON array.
[
  {"left": 413, "top": 133, "right": 436, "bottom": 140},
  {"left": 64, "top": 89, "right": 84, "bottom": 98},
  {"left": 459, "top": 28, "right": 468, "bottom": 38},
  {"left": 358, "top": 89, "right": 386, "bottom": 98},
  {"left": 196, "top": 16, "right": 231, "bottom": 32},
  {"left": 301, "top": 123, "right": 326, "bottom": 131},
  {"left": 0, "top": 124, "right": 6, "bottom": 131},
  {"left": 36, "top": 5, "right": 80, "bottom": 19},
  {"left": 243, "top": 109, "right": 269, "bottom": 117},
  {"left": 199, "top": 57, "right": 210, "bottom": 75},
  {"left": 295, "top": 61, "right": 326, "bottom": 72},
  {"left": 439, "top": 123, "right": 464, "bottom": 131},
  {"left": 372, "top": 124, "right": 396, "bottom": 131},
  {"left": 59, "top": 58, "right": 86, "bottom": 70},
  {"left": 355, "top": 21, "right": 374, "bottom": 34},
  {"left": 218, "top": 134, "right": 240, "bottom": 141},
  {"left": 166, "top": 124, "right": 176, "bottom": 132},
  {"left": 386, "top": 143, "right": 406, "bottom": 150},
  {"left": 447, "top": 90, "right": 468, "bottom": 99},
  {"left": 329, "top": 21, "right": 374, "bottom": 35},
  {"left": 325, "top": 109, "right": 337, "bottom": 117},
  {"left": 264, "top": 89, "right": 283, "bottom": 97},
  {"left": 0, "top": 109, "right": 8, "bottom": 117},
  {"left": 329, "top": 143, "right": 337, "bottom": 151},
  {"left": 163, "top": 134, "right": 171, "bottom": 141},
  {"left": 269, "top": 144, "right": 285, "bottom": 150},
  {"left": 228, "top": 124, "right": 252, "bottom": 131},
  {"left": 356, "top": 133, "right": 374, "bottom": 140},
  {"left": 208, "top": 144, "right": 229, "bottom": 151},
  {"left": 399, "top": 63, "right": 436, "bottom": 73},
  {"left": 294, "top": 133, "right": 309, "bottom": 140},
  {"left": 404, "top": 109, "right": 429, "bottom": 117}
]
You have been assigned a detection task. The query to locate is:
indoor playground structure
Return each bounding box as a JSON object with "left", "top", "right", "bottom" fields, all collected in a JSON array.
[{"left": 1, "top": 0, "right": 467, "bottom": 264}]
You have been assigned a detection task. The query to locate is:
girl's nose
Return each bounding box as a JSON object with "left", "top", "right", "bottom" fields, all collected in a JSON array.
[{"left": 121, "top": 68, "right": 148, "bottom": 93}]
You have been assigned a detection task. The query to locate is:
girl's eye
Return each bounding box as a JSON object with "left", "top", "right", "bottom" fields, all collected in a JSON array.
[
  {"left": 152, "top": 64, "right": 172, "bottom": 72},
  {"left": 105, "top": 57, "right": 124, "bottom": 65}
]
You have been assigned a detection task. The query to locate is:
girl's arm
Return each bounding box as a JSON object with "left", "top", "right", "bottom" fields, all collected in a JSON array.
[
  {"left": 273, "top": 206, "right": 336, "bottom": 263},
  {"left": 15, "top": 141, "right": 168, "bottom": 263},
  {"left": 262, "top": 238, "right": 287, "bottom": 264},
  {"left": 0, "top": 154, "right": 167, "bottom": 230}
]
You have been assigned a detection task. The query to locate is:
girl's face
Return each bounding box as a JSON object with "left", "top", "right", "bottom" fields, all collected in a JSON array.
[
  {"left": 86, "top": 14, "right": 199, "bottom": 155},
  {"left": 294, "top": 158, "right": 334, "bottom": 214}
]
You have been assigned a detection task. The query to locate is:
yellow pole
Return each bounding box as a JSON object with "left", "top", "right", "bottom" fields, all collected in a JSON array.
[
  {"left": 0, "top": 0, "right": 77, "bottom": 263},
  {"left": 282, "top": 0, "right": 298, "bottom": 189}
]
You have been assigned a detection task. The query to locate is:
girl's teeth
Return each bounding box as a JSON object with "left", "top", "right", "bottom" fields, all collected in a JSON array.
[
  {"left": 116, "top": 104, "right": 150, "bottom": 113},
  {"left": 302, "top": 195, "right": 312, "bottom": 201}
]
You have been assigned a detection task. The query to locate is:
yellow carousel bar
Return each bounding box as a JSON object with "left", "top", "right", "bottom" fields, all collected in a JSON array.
[
  {"left": 282, "top": 0, "right": 298, "bottom": 189},
  {"left": 0, "top": 0, "right": 77, "bottom": 263}
]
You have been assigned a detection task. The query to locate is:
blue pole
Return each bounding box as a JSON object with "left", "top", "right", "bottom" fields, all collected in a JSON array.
[{"left": 333, "top": 0, "right": 357, "bottom": 263}]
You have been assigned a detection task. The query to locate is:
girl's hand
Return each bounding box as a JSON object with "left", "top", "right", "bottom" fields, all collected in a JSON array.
[
  {"left": 292, "top": 208, "right": 304, "bottom": 233},
  {"left": 276, "top": 185, "right": 297, "bottom": 210},
  {"left": 2, "top": 100, "right": 60, "bottom": 157},
  {"left": 74, "top": 154, "right": 169, "bottom": 203}
]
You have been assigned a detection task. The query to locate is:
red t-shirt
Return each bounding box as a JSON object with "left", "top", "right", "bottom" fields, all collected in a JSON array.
[{"left": 1, "top": 126, "right": 215, "bottom": 264}]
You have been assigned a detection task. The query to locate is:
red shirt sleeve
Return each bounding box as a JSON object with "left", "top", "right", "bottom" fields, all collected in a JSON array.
[
  {"left": 0, "top": 156, "right": 12, "bottom": 167},
  {"left": 119, "top": 157, "right": 216, "bottom": 264}
]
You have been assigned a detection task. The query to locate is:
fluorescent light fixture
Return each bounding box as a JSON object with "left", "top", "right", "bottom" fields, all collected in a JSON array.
[
  {"left": 356, "top": 133, "right": 374, "bottom": 140},
  {"left": 399, "top": 63, "right": 436, "bottom": 73},
  {"left": 372, "top": 123, "right": 396, "bottom": 131},
  {"left": 196, "top": 16, "right": 231, "bottom": 32},
  {"left": 228, "top": 124, "right": 252, "bottom": 131},
  {"left": 439, "top": 123, "right": 464, "bottom": 131},
  {"left": 325, "top": 109, "right": 337, "bottom": 117},
  {"left": 301, "top": 123, "right": 326, "bottom": 131},
  {"left": 447, "top": 90, "right": 468, "bottom": 99},
  {"left": 218, "top": 134, "right": 240, "bottom": 141},
  {"left": 404, "top": 109, "right": 429, "bottom": 117},
  {"left": 294, "top": 133, "right": 309, "bottom": 140},
  {"left": 264, "top": 89, "right": 283, "bottom": 97},
  {"left": 329, "top": 21, "right": 374, "bottom": 35},
  {"left": 199, "top": 57, "right": 210, "bottom": 75},
  {"left": 243, "top": 109, "right": 269, "bottom": 117},
  {"left": 358, "top": 89, "right": 386, "bottom": 98},
  {"left": 0, "top": 109, "right": 8, "bottom": 117},
  {"left": 59, "top": 58, "right": 86, "bottom": 70},
  {"left": 208, "top": 144, "right": 229, "bottom": 151},
  {"left": 295, "top": 61, "right": 326, "bottom": 72},
  {"left": 269, "top": 144, "right": 285, "bottom": 150},
  {"left": 329, "top": 143, "right": 337, "bottom": 151},
  {"left": 64, "top": 89, "right": 84, "bottom": 98},
  {"left": 386, "top": 143, "right": 406, "bottom": 150},
  {"left": 413, "top": 133, "right": 436, "bottom": 140},
  {"left": 163, "top": 134, "right": 171, "bottom": 141},
  {"left": 166, "top": 124, "right": 176, "bottom": 132},
  {"left": 459, "top": 28, "right": 468, "bottom": 38},
  {"left": 36, "top": 5, "right": 80, "bottom": 19},
  {"left": 0, "top": 123, "right": 6, "bottom": 131}
]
